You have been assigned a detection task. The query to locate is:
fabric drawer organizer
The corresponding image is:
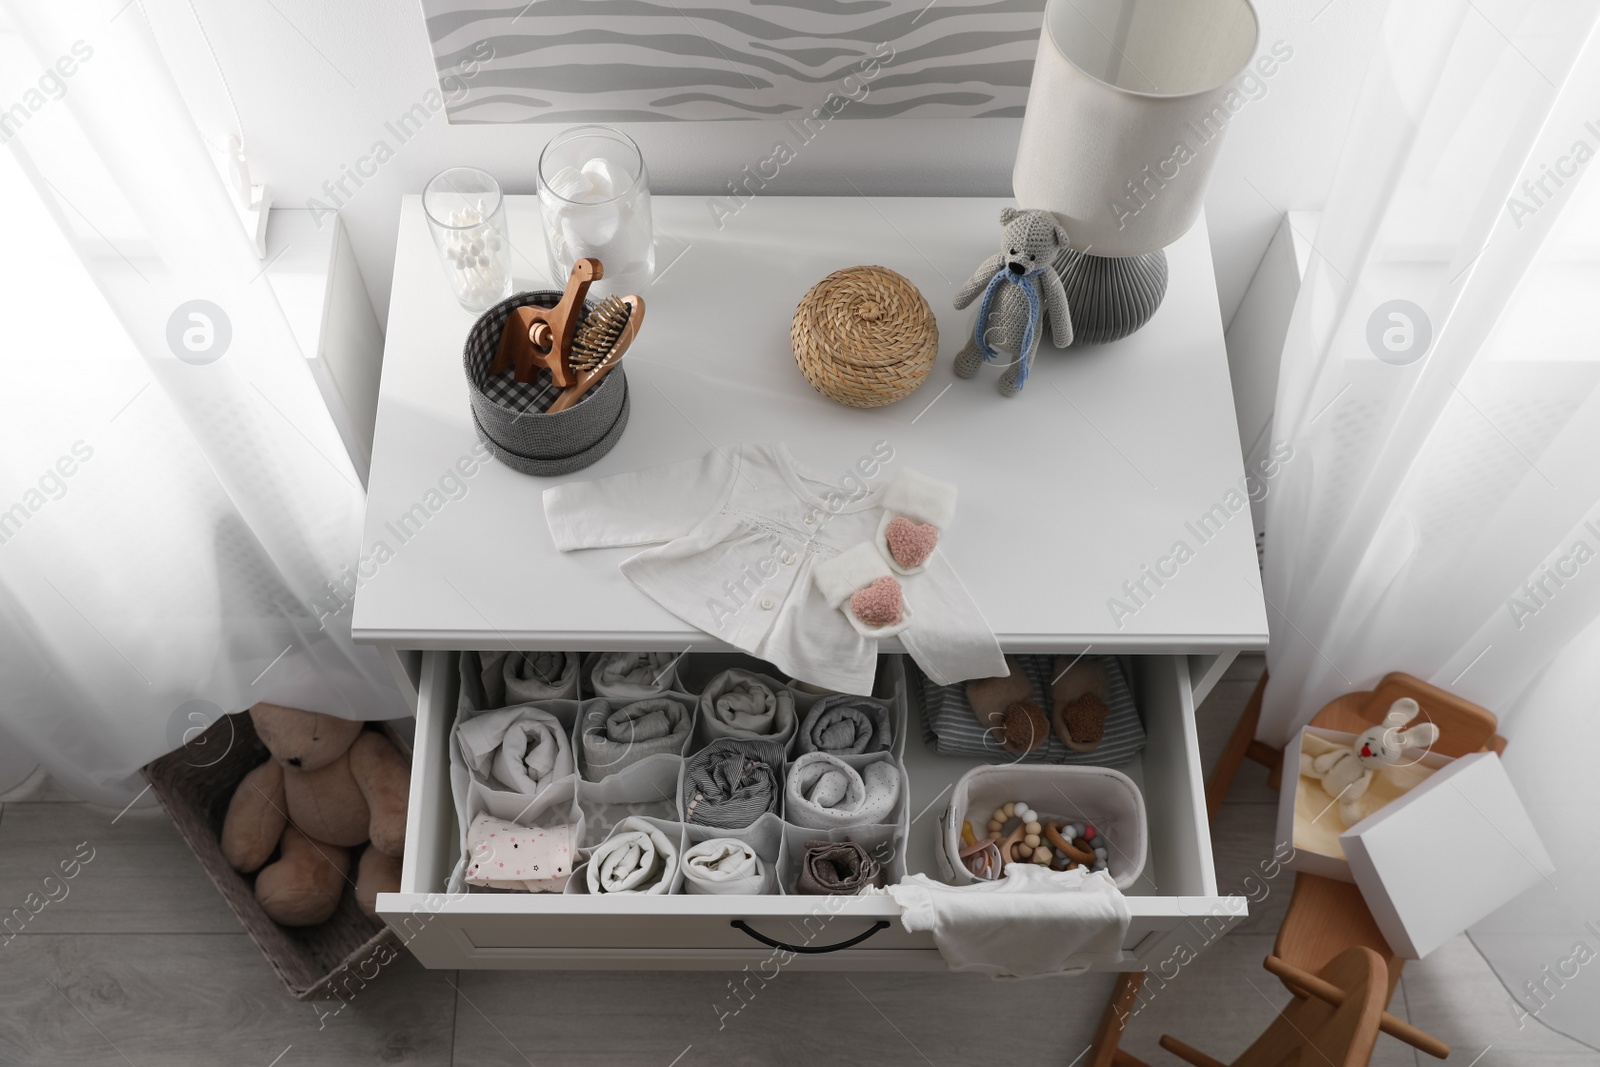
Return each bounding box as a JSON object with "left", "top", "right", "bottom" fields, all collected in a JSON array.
[
  {"left": 915, "top": 655, "right": 1147, "bottom": 766},
  {"left": 445, "top": 651, "right": 912, "bottom": 896}
]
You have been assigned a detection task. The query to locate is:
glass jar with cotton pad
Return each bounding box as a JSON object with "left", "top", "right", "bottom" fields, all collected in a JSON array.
[{"left": 537, "top": 125, "right": 655, "bottom": 299}]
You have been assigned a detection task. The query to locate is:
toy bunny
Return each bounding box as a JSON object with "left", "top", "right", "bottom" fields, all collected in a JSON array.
[{"left": 1299, "top": 697, "right": 1440, "bottom": 826}]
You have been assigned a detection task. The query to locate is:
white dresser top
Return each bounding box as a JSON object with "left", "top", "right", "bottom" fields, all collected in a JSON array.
[{"left": 353, "top": 195, "right": 1267, "bottom": 654}]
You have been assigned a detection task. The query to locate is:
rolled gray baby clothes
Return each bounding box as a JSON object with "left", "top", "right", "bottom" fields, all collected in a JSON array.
[
  {"left": 795, "top": 694, "right": 893, "bottom": 755},
  {"left": 682, "top": 738, "right": 785, "bottom": 829},
  {"left": 483, "top": 651, "right": 579, "bottom": 706},
  {"left": 795, "top": 839, "right": 884, "bottom": 895},
  {"left": 589, "top": 651, "right": 680, "bottom": 699},
  {"left": 698, "top": 669, "right": 797, "bottom": 745},
  {"left": 580, "top": 697, "right": 691, "bottom": 779}
]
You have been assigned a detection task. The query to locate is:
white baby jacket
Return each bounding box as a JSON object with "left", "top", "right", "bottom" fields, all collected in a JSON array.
[{"left": 542, "top": 443, "right": 1005, "bottom": 694}]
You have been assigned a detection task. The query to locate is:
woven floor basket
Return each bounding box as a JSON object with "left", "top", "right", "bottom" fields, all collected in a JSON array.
[
  {"left": 143, "top": 712, "right": 407, "bottom": 1000},
  {"left": 791, "top": 265, "right": 937, "bottom": 408}
]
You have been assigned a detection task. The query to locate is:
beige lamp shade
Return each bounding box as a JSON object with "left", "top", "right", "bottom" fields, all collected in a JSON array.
[{"left": 1014, "top": 0, "right": 1259, "bottom": 257}]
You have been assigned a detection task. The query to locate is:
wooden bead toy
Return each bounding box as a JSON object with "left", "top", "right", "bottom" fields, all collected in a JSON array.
[{"left": 978, "top": 801, "right": 1114, "bottom": 879}]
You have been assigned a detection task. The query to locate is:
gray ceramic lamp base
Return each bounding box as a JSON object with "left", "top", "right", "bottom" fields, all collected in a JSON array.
[{"left": 1052, "top": 247, "right": 1169, "bottom": 345}]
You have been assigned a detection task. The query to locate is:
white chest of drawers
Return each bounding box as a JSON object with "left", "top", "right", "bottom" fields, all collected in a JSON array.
[{"left": 356, "top": 195, "right": 1268, "bottom": 971}]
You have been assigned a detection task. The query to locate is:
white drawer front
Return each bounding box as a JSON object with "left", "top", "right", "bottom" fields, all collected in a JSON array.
[{"left": 378, "top": 652, "right": 1245, "bottom": 971}]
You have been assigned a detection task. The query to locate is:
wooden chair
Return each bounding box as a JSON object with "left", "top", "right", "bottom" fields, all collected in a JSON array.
[
  {"left": 1209, "top": 671, "right": 1507, "bottom": 817},
  {"left": 1088, "top": 672, "right": 1500, "bottom": 1064},
  {"left": 1109, "top": 948, "right": 1448, "bottom": 1066},
  {"left": 1238, "top": 672, "right": 1505, "bottom": 996}
]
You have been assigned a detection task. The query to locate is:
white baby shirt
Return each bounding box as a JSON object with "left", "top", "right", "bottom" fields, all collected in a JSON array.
[
  {"left": 542, "top": 443, "right": 1005, "bottom": 694},
  {"left": 885, "top": 865, "right": 1131, "bottom": 978}
]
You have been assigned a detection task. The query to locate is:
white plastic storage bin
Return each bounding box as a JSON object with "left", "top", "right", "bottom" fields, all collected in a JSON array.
[
  {"left": 378, "top": 653, "right": 1243, "bottom": 971},
  {"left": 936, "top": 764, "right": 1148, "bottom": 889}
]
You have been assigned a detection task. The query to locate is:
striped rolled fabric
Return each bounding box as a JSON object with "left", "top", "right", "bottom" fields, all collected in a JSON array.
[{"left": 681, "top": 738, "right": 785, "bottom": 830}]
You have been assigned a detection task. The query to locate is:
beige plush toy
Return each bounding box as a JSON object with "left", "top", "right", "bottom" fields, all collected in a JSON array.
[
  {"left": 1299, "top": 697, "right": 1440, "bottom": 826},
  {"left": 220, "top": 703, "right": 410, "bottom": 927}
]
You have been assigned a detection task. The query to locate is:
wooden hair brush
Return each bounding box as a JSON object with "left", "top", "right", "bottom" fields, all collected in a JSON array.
[{"left": 546, "top": 293, "right": 644, "bottom": 414}]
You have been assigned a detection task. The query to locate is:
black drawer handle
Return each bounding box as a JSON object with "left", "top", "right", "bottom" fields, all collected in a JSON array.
[{"left": 730, "top": 919, "right": 890, "bottom": 954}]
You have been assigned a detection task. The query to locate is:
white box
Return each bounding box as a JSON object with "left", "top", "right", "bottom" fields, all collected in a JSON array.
[
  {"left": 1341, "top": 752, "right": 1554, "bottom": 960},
  {"left": 1278, "top": 726, "right": 1453, "bottom": 882}
]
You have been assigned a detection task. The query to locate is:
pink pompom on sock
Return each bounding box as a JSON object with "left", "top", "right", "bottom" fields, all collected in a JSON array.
[
  {"left": 850, "top": 576, "right": 903, "bottom": 627},
  {"left": 885, "top": 516, "right": 939, "bottom": 569}
]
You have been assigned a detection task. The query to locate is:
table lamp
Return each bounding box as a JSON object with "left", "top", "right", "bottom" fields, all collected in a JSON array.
[{"left": 1014, "top": 0, "right": 1260, "bottom": 343}]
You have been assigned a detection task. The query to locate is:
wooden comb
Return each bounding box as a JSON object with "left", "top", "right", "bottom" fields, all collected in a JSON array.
[
  {"left": 490, "top": 257, "right": 602, "bottom": 387},
  {"left": 545, "top": 294, "right": 645, "bottom": 414}
]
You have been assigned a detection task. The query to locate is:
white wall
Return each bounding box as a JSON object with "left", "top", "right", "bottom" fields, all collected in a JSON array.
[{"left": 150, "top": 0, "right": 1382, "bottom": 329}]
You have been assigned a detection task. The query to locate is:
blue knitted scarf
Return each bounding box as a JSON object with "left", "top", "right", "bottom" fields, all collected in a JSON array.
[{"left": 974, "top": 265, "right": 1046, "bottom": 388}]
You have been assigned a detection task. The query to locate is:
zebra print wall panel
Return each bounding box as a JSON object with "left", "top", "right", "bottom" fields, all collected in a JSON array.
[{"left": 422, "top": 0, "right": 1048, "bottom": 123}]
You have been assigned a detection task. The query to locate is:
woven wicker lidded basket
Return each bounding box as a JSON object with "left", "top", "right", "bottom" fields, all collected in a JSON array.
[{"left": 791, "top": 265, "right": 938, "bottom": 408}]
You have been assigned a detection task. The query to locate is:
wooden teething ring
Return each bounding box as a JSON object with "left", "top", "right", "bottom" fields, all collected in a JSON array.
[{"left": 1045, "top": 822, "right": 1097, "bottom": 865}]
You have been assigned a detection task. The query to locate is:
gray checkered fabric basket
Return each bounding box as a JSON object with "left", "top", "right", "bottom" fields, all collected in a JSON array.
[
  {"left": 464, "top": 291, "right": 629, "bottom": 476},
  {"left": 916, "top": 655, "right": 1146, "bottom": 766}
]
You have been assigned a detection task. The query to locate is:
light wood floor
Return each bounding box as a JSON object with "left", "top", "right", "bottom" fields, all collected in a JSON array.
[{"left": 2, "top": 655, "right": 1594, "bottom": 1066}]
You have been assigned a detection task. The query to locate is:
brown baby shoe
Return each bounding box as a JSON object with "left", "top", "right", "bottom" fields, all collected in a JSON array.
[
  {"left": 1001, "top": 700, "right": 1051, "bottom": 754},
  {"left": 965, "top": 656, "right": 1032, "bottom": 733},
  {"left": 1051, "top": 656, "right": 1110, "bottom": 752}
]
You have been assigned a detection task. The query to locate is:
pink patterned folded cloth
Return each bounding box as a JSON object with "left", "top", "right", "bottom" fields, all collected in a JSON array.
[{"left": 466, "top": 812, "right": 574, "bottom": 893}]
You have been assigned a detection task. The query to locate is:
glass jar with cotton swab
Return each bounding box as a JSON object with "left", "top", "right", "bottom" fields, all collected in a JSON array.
[{"left": 423, "top": 166, "right": 514, "bottom": 312}]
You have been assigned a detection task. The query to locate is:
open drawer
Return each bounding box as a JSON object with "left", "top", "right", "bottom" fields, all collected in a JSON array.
[{"left": 377, "top": 653, "right": 1245, "bottom": 972}]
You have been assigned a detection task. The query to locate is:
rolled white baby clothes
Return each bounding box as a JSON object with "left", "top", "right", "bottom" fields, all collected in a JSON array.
[
  {"left": 586, "top": 816, "right": 679, "bottom": 895},
  {"left": 680, "top": 838, "right": 772, "bottom": 895},
  {"left": 784, "top": 752, "right": 900, "bottom": 829}
]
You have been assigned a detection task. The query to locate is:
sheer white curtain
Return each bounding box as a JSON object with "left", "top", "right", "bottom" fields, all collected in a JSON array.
[
  {"left": 0, "top": 0, "right": 402, "bottom": 804},
  {"left": 1258, "top": 0, "right": 1600, "bottom": 1045}
]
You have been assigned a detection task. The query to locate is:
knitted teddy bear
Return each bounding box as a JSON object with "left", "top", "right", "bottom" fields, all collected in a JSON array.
[
  {"left": 953, "top": 207, "right": 1074, "bottom": 396},
  {"left": 220, "top": 703, "right": 410, "bottom": 927},
  {"left": 1299, "top": 698, "right": 1441, "bottom": 827}
]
